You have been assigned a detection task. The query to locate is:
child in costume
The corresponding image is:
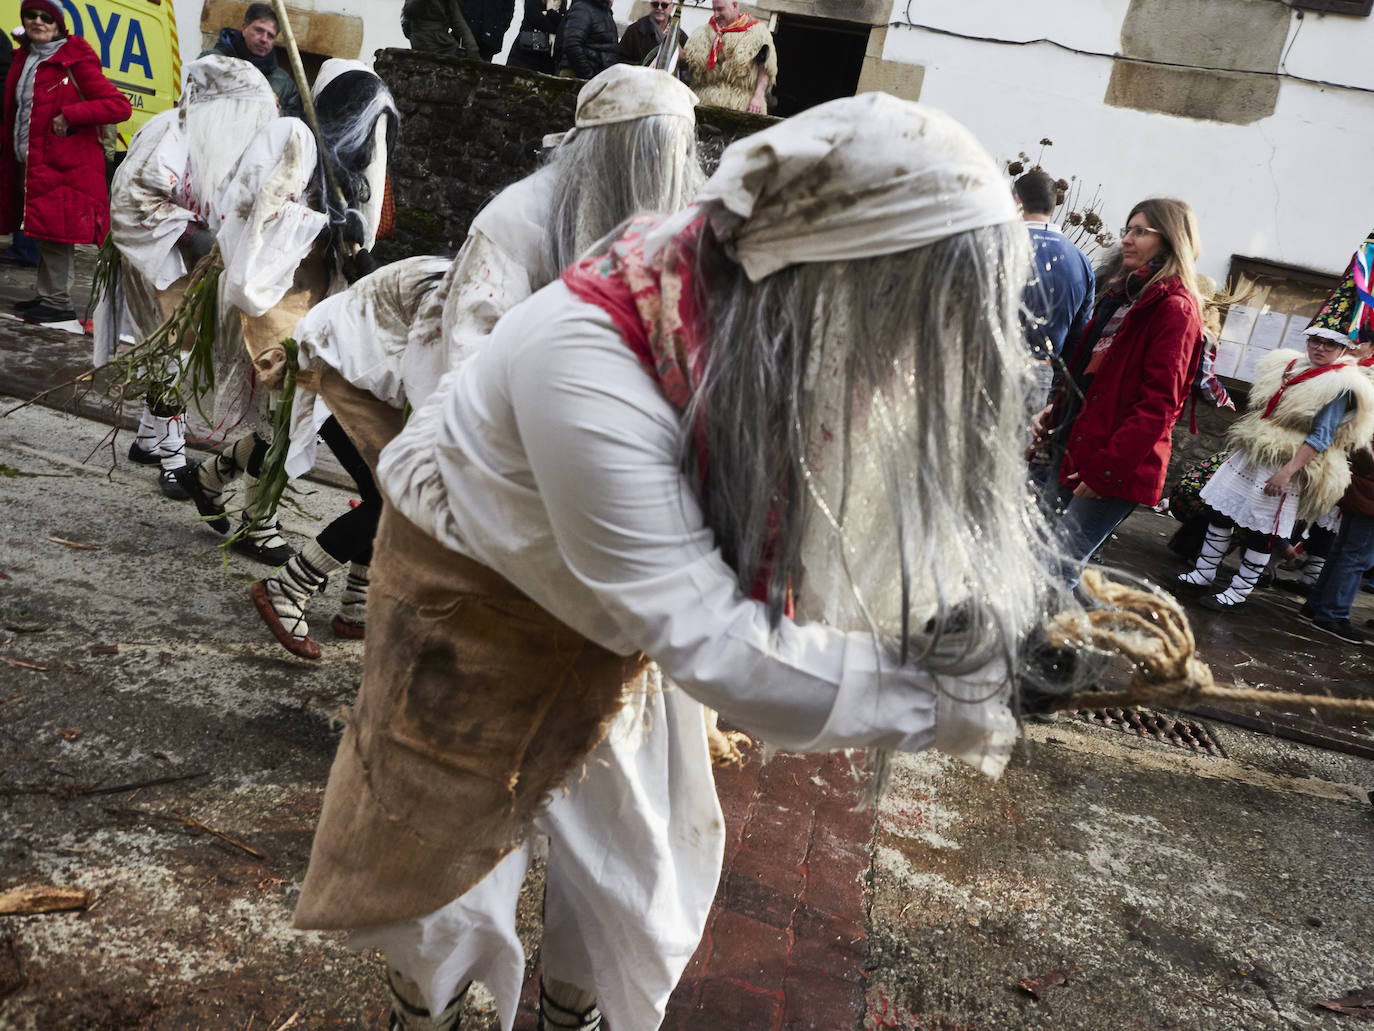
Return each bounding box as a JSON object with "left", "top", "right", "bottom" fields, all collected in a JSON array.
[{"left": 1177, "top": 323, "right": 1374, "bottom": 610}]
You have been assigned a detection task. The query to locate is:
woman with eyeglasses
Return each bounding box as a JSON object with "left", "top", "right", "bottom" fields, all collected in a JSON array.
[
  {"left": 0, "top": 0, "right": 130, "bottom": 323},
  {"left": 1028, "top": 198, "right": 1205, "bottom": 580}
]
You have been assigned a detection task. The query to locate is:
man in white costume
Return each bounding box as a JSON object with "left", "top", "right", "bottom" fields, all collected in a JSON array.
[
  {"left": 102, "top": 55, "right": 280, "bottom": 499},
  {"left": 250, "top": 65, "right": 703, "bottom": 659},
  {"left": 174, "top": 59, "right": 397, "bottom": 564},
  {"left": 294, "top": 95, "right": 1053, "bottom": 1031}
]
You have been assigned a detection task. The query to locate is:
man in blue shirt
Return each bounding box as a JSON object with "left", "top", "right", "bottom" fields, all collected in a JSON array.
[{"left": 1014, "top": 170, "right": 1094, "bottom": 408}]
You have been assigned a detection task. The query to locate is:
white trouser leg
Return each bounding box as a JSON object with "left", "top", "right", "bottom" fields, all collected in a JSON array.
[
  {"left": 350, "top": 684, "right": 723, "bottom": 1031},
  {"left": 353, "top": 846, "right": 530, "bottom": 1031}
]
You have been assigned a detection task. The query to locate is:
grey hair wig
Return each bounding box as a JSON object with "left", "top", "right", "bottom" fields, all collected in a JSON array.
[
  {"left": 537, "top": 114, "right": 704, "bottom": 285},
  {"left": 314, "top": 70, "right": 399, "bottom": 255},
  {"left": 685, "top": 221, "right": 1060, "bottom": 678}
]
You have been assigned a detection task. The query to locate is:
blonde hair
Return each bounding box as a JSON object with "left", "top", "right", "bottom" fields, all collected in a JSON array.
[{"left": 1127, "top": 197, "right": 1202, "bottom": 303}]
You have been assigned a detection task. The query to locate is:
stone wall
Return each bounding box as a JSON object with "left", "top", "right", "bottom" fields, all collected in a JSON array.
[{"left": 372, "top": 49, "right": 773, "bottom": 263}]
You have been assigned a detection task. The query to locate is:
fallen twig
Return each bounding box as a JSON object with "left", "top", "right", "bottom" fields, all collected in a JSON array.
[
  {"left": 0, "top": 885, "right": 88, "bottom": 915},
  {"left": 80, "top": 771, "right": 209, "bottom": 796},
  {"left": 269, "top": 1010, "right": 301, "bottom": 1031},
  {"left": 0, "top": 656, "right": 47, "bottom": 671},
  {"left": 179, "top": 816, "right": 266, "bottom": 860},
  {"left": 47, "top": 537, "right": 100, "bottom": 551}
]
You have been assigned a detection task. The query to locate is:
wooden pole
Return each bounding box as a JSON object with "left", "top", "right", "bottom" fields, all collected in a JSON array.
[{"left": 267, "top": 0, "right": 346, "bottom": 213}]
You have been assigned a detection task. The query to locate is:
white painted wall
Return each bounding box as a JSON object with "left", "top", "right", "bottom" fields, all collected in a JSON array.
[{"left": 881, "top": 0, "right": 1374, "bottom": 279}]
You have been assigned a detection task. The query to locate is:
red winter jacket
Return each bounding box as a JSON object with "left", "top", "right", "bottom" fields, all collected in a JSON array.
[
  {"left": 1057, "top": 275, "right": 1203, "bottom": 506},
  {"left": 0, "top": 34, "right": 130, "bottom": 244}
]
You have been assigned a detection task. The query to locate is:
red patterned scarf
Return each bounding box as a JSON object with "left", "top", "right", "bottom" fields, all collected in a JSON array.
[
  {"left": 561, "top": 215, "right": 790, "bottom": 611},
  {"left": 706, "top": 12, "right": 759, "bottom": 70}
]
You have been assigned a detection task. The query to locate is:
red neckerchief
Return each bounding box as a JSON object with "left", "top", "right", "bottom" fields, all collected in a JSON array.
[
  {"left": 561, "top": 216, "right": 792, "bottom": 614},
  {"left": 707, "top": 13, "right": 759, "bottom": 70},
  {"left": 1261, "top": 358, "right": 1343, "bottom": 419}
]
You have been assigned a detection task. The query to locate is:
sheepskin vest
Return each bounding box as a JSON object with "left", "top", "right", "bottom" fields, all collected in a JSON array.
[
  {"left": 1228, "top": 348, "right": 1374, "bottom": 518},
  {"left": 682, "top": 20, "right": 777, "bottom": 111}
]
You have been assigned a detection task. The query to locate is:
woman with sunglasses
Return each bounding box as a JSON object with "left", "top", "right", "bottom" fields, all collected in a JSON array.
[
  {"left": 0, "top": 0, "right": 130, "bottom": 323},
  {"left": 1028, "top": 198, "right": 1205, "bottom": 580}
]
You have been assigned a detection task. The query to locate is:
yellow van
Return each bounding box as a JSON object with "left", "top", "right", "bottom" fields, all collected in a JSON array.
[{"left": 58, "top": 0, "right": 182, "bottom": 150}]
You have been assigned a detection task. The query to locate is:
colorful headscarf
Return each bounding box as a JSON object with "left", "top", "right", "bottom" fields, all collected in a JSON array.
[{"left": 1306, "top": 228, "right": 1374, "bottom": 347}]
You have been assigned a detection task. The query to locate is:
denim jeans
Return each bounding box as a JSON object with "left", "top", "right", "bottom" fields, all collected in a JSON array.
[
  {"left": 1309, "top": 510, "right": 1374, "bottom": 622},
  {"left": 8, "top": 229, "right": 38, "bottom": 264},
  {"left": 1054, "top": 493, "right": 1138, "bottom": 585}
]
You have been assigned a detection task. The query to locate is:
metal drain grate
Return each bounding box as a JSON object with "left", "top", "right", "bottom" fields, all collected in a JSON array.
[{"left": 1072, "top": 707, "right": 1226, "bottom": 758}]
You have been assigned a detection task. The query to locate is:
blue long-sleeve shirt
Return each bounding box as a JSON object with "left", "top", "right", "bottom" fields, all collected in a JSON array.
[
  {"left": 1305, "top": 391, "right": 1353, "bottom": 452},
  {"left": 1020, "top": 223, "right": 1095, "bottom": 361}
]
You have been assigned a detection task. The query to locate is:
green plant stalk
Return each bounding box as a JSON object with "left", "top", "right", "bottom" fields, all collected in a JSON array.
[{"left": 238, "top": 336, "right": 299, "bottom": 539}]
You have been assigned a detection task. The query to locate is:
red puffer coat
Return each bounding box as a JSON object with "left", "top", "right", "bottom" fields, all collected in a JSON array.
[
  {"left": 0, "top": 33, "right": 131, "bottom": 244},
  {"left": 1058, "top": 275, "right": 1204, "bottom": 506}
]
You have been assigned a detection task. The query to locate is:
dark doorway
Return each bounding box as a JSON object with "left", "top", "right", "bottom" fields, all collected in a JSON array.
[{"left": 769, "top": 14, "right": 870, "bottom": 118}]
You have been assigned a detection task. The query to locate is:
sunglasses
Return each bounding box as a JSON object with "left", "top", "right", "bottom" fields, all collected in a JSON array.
[
  {"left": 649, "top": 2, "right": 673, "bottom": 7},
  {"left": 21, "top": 9, "right": 57, "bottom": 22}
]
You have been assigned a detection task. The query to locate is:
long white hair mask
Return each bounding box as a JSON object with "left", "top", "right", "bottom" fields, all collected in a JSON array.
[
  {"left": 540, "top": 64, "right": 703, "bottom": 283},
  {"left": 672, "top": 94, "right": 1054, "bottom": 679},
  {"left": 180, "top": 55, "right": 280, "bottom": 216}
]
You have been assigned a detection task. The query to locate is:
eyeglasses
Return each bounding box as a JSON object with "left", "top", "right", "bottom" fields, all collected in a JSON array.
[
  {"left": 1119, "top": 225, "right": 1160, "bottom": 240},
  {"left": 649, "top": 2, "right": 673, "bottom": 7},
  {"left": 21, "top": 9, "right": 57, "bottom": 22},
  {"left": 1308, "top": 338, "right": 1344, "bottom": 350}
]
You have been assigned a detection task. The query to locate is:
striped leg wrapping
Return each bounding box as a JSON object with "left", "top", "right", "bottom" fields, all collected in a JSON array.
[
  {"left": 1177, "top": 524, "right": 1231, "bottom": 587},
  {"left": 261, "top": 551, "right": 330, "bottom": 641},
  {"left": 538, "top": 979, "right": 602, "bottom": 1031},
  {"left": 387, "top": 969, "right": 468, "bottom": 1031},
  {"left": 1211, "top": 547, "right": 1270, "bottom": 607}
]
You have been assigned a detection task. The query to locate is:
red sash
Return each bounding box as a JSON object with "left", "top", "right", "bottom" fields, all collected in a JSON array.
[
  {"left": 1261, "top": 359, "right": 1342, "bottom": 419},
  {"left": 707, "top": 14, "right": 759, "bottom": 70}
]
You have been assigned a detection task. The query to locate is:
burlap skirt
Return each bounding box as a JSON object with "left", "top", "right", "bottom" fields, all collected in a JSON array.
[
  {"left": 316, "top": 367, "right": 406, "bottom": 474},
  {"left": 294, "top": 502, "right": 649, "bottom": 931}
]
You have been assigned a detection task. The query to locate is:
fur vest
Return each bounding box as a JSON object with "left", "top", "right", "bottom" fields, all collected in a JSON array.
[
  {"left": 682, "top": 20, "right": 777, "bottom": 111},
  {"left": 1228, "top": 348, "right": 1374, "bottom": 518}
]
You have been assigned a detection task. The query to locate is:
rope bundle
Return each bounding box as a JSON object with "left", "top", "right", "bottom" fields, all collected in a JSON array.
[{"left": 1045, "top": 570, "right": 1374, "bottom": 715}]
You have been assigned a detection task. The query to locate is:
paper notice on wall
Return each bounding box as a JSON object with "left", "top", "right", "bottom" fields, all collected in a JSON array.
[
  {"left": 1280, "top": 316, "right": 1312, "bottom": 350},
  {"left": 1249, "top": 310, "right": 1289, "bottom": 354},
  {"left": 1220, "top": 304, "right": 1257, "bottom": 344},
  {"left": 1214, "top": 338, "right": 1243, "bottom": 379}
]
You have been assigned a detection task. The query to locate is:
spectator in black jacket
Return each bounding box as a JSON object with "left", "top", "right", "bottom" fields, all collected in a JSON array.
[
  {"left": 619, "top": 1, "right": 686, "bottom": 67},
  {"left": 458, "top": 0, "right": 516, "bottom": 61},
  {"left": 559, "top": 0, "right": 618, "bottom": 79},
  {"left": 507, "top": 0, "right": 561, "bottom": 74}
]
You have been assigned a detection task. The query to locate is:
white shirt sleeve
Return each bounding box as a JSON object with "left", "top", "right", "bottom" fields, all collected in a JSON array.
[{"left": 502, "top": 304, "right": 1011, "bottom": 761}]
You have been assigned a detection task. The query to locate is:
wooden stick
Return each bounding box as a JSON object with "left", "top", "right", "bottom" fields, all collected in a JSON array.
[
  {"left": 269, "top": 0, "right": 346, "bottom": 214},
  {"left": 180, "top": 815, "right": 266, "bottom": 860},
  {"left": 79, "top": 771, "right": 209, "bottom": 796}
]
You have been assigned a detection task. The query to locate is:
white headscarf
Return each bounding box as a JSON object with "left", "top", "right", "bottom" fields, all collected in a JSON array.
[
  {"left": 181, "top": 54, "right": 279, "bottom": 213},
  {"left": 311, "top": 57, "right": 369, "bottom": 99},
  {"left": 653, "top": 92, "right": 1018, "bottom": 282},
  {"left": 542, "top": 63, "right": 699, "bottom": 148}
]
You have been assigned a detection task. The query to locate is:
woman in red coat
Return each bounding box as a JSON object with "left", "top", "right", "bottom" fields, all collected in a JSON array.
[
  {"left": 0, "top": 0, "right": 131, "bottom": 322},
  {"left": 1029, "top": 197, "right": 1204, "bottom": 580}
]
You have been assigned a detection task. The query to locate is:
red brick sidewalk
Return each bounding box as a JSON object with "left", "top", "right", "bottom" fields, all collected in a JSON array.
[
  {"left": 662, "top": 748, "right": 874, "bottom": 1031},
  {"left": 511, "top": 747, "right": 876, "bottom": 1030}
]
